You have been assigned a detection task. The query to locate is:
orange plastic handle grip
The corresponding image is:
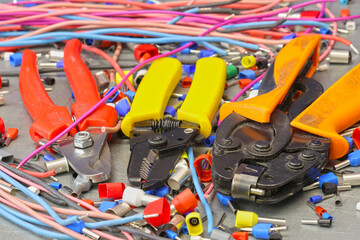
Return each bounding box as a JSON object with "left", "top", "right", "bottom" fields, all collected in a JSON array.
[
  {"left": 291, "top": 63, "right": 360, "bottom": 160},
  {"left": 19, "top": 49, "right": 76, "bottom": 143},
  {"left": 220, "top": 35, "right": 321, "bottom": 123},
  {"left": 63, "top": 39, "right": 118, "bottom": 130}
]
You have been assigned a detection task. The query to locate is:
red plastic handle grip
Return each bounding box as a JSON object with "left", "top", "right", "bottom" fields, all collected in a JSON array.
[
  {"left": 63, "top": 39, "right": 118, "bottom": 130},
  {"left": 19, "top": 49, "right": 76, "bottom": 143}
]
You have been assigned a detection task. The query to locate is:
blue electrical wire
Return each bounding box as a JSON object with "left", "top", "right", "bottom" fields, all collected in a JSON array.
[
  {"left": 0, "top": 170, "right": 79, "bottom": 226},
  {"left": 167, "top": 7, "right": 199, "bottom": 25},
  {"left": 0, "top": 29, "right": 259, "bottom": 53},
  {"left": 222, "top": 20, "right": 329, "bottom": 30},
  {"left": 188, "top": 146, "right": 214, "bottom": 235},
  {"left": 84, "top": 213, "right": 144, "bottom": 229},
  {"left": 0, "top": 204, "right": 75, "bottom": 240}
]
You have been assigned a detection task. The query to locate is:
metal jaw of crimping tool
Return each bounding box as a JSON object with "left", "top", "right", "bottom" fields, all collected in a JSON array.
[
  {"left": 19, "top": 39, "right": 118, "bottom": 196},
  {"left": 213, "top": 35, "right": 360, "bottom": 204},
  {"left": 122, "top": 57, "right": 226, "bottom": 190}
]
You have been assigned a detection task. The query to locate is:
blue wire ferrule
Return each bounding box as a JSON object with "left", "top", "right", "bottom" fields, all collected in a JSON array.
[
  {"left": 165, "top": 106, "right": 176, "bottom": 117},
  {"left": 238, "top": 70, "right": 256, "bottom": 80},
  {"left": 321, "top": 212, "right": 333, "bottom": 221},
  {"left": 65, "top": 216, "right": 85, "bottom": 233},
  {"left": 24, "top": 3, "right": 37, "bottom": 7},
  {"left": 345, "top": 136, "right": 354, "bottom": 150},
  {"left": 216, "top": 192, "right": 235, "bottom": 206},
  {"left": 182, "top": 64, "right": 196, "bottom": 73},
  {"left": 349, "top": 150, "right": 360, "bottom": 167},
  {"left": 43, "top": 154, "right": 55, "bottom": 162},
  {"left": 98, "top": 201, "right": 117, "bottom": 213},
  {"left": 199, "top": 50, "right": 216, "bottom": 58},
  {"left": 204, "top": 135, "right": 215, "bottom": 147},
  {"left": 318, "top": 172, "right": 338, "bottom": 188},
  {"left": 309, "top": 195, "right": 322, "bottom": 204},
  {"left": 166, "top": 229, "right": 179, "bottom": 239},
  {"left": 115, "top": 98, "right": 131, "bottom": 117},
  {"left": 178, "top": 94, "right": 186, "bottom": 101},
  {"left": 339, "top": 0, "right": 348, "bottom": 5},
  {"left": 282, "top": 33, "right": 297, "bottom": 40},
  {"left": 49, "top": 182, "right": 62, "bottom": 190},
  {"left": 56, "top": 60, "right": 63, "bottom": 68},
  {"left": 252, "top": 223, "right": 273, "bottom": 239},
  {"left": 124, "top": 90, "right": 136, "bottom": 103},
  {"left": 319, "top": 28, "right": 332, "bottom": 35},
  {"left": 9, "top": 52, "right": 22, "bottom": 67},
  {"left": 146, "top": 185, "right": 170, "bottom": 197},
  {"left": 252, "top": 81, "right": 262, "bottom": 90},
  {"left": 104, "top": 87, "right": 119, "bottom": 103}
]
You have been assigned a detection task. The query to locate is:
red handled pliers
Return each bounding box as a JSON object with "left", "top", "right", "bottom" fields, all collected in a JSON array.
[{"left": 19, "top": 39, "right": 118, "bottom": 194}]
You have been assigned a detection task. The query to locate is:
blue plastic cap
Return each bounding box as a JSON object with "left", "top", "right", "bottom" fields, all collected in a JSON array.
[
  {"left": 282, "top": 33, "right": 297, "bottom": 40},
  {"left": 166, "top": 229, "right": 178, "bottom": 239},
  {"left": 309, "top": 195, "right": 322, "bottom": 204},
  {"left": 115, "top": 98, "right": 131, "bottom": 117},
  {"left": 24, "top": 3, "right": 37, "bottom": 7},
  {"left": 56, "top": 60, "right": 63, "bottom": 68},
  {"left": 199, "top": 50, "right": 215, "bottom": 58},
  {"left": 180, "top": 48, "right": 191, "bottom": 54},
  {"left": 344, "top": 136, "right": 354, "bottom": 150},
  {"left": 318, "top": 172, "right": 338, "bottom": 188},
  {"left": 319, "top": 28, "right": 332, "bottom": 35},
  {"left": 178, "top": 94, "right": 187, "bottom": 101},
  {"left": 321, "top": 212, "right": 333, "bottom": 221},
  {"left": 339, "top": 0, "right": 348, "bottom": 5},
  {"left": 165, "top": 106, "right": 176, "bottom": 117},
  {"left": 84, "top": 39, "right": 95, "bottom": 46},
  {"left": 71, "top": 90, "right": 75, "bottom": 99},
  {"left": 151, "top": 185, "right": 170, "bottom": 197},
  {"left": 104, "top": 87, "right": 120, "bottom": 103},
  {"left": 169, "top": 54, "right": 177, "bottom": 58},
  {"left": 238, "top": 70, "right": 256, "bottom": 80},
  {"left": 9, "top": 52, "right": 22, "bottom": 67},
  {"left": 252, "top": 81, "right": 261, "bottom": 90},
  {"left": 98, "top": 201, "right": 117, "bottom": 212},
  {"left": 43, "top": 154, "right": 55, "bottom": 162},
  {"left": 49, "top": 182, "right": 62, "bottom": 190},
  {"left": 217, "top": 192, "right": 235, "bottom": 206},
  {"left": 124, "top": 90, "right": 136, "bottom": 103},
  {"left": 204, "top": 135, "right": 216, "bottom": 147},
  {"left": 182, "top": 64, "right": 196, "bottom": 74},
  {"left": 180, "top": 42, "right": 198, "bottom": 50},
  {"left": 66, "top": 217, "right": 85, "bottom": 233},
  {"left": 349, "top": 150, "right": 360, "bottom": 167},
  {"left": 252, "top": 223, "right": 273, "bottom": 239},
  {"left": 182, "top": 225, "right": 189, "bottom": 234}
]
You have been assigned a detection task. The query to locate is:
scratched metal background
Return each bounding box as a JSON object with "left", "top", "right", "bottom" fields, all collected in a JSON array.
[{"left": 1, "top": 0, "right": 360, "bottom": 239}]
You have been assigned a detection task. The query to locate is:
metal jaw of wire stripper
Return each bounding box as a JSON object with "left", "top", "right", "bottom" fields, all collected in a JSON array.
[
  {"left": 121, "top": 57, "right": 226, "bottom": 190},
  {"left": 19, "top": 39, "right": 118, "bottom": 196},
  {"left": 213, "top": 35, "right": 360, "bottom": 204}
]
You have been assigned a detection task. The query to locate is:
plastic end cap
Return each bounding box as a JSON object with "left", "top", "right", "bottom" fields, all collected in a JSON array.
[
  {"left": 123, "top": 186, "right": 145, "bottom": 207},
  {"left": 98, "top": 182, "right": 126, "bottom": 199},
  {"left": 9, "top": 52, "right": 22, "bottom": 67},
  {"left": 144, "top": 197, "right": 171, "bottom": 227},
  {"left": 204, "top": 135, "right": 215, "bottom": 147},
  {"left": 115, "top": 98, "right": 131, "bottom": 117},
  {"left": 172, "top": 188, "right": 198, "bottom": 215}
]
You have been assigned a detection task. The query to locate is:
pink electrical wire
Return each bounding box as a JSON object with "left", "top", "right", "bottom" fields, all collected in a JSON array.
[
  {"left": 319, "top": 5, "right": 337, "bottom": 62},
  {"left": 204, "top": 183, "right": 214, "bottom": 198},
  {"left": 240, "top": 0, "right": 281, "bottom": 15},
  {"left": 304, "top": 1, "right": 326, "bottom": 34}
]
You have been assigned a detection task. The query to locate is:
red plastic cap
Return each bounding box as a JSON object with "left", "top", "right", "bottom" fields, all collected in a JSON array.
[
  {"left": 182, "top": 77, "right": 192, "bottom": 88},
  {"left": 172, "top": 188, "right": 198, "bottom": 215},
  {"left": 98, "top": 182, "right": 126, "bottom": 199},
  {"left": 144, "top": 197, "right": 171, "bottom": 227},
  {"left": 352, "top": 128, "right": 360, "bottom": 149},
  {"left": 340, "top": 9, "right": 350, "bottom": 18},
  {"left": 0, "top": 117, "right": 4, "bottom": 134},
  {"left": 232, "top": 232, "right": 249, "bottom": 240},
  {"left": 300, "top": 10, "right": 320, "bottom": 18},
  {"left": 238, "top": 79, "right": 253, "bottom": 89},
  {"left": 134, "top": 44, "right": 159, "bottom": 62},
  {"left": 194, "top": 154, "right": 212, "bottom": 182}
]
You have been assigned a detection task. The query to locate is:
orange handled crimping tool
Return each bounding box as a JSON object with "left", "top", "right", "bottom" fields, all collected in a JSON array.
[
  {"left": 212, "top": 35, "right": 360, "bottom": 203},
  {"left": 19, "top": 39, "right": 118, "bottom": 196}
]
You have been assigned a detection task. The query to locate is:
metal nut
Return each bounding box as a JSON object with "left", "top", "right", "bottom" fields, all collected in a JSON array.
[{"left": 74, "top": 131, "right": 93, "bottom": 149}]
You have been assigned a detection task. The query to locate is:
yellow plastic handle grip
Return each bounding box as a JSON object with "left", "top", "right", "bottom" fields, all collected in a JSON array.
[
  {"left": 291, "top": 63, "right": 360, "bottom": 160},
  {"left": 122, "top": 58, "right": 182, "bottom": 137},
  {"left": 177, "top": 57, "right": 226, "bottom": 137},
  {"left": 220, "top": 35, "right": 321, "bottom": 123}
]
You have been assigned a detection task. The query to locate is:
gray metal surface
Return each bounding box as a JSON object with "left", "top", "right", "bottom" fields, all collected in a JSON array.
[{"left": 1, "top": 1, "right": 360, "bottom": 239}]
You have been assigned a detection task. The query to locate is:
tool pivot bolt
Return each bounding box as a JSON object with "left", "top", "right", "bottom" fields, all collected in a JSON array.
[
  {"left": 74, "top": 131, "right": 93, "bottom": 149},
  {"left": 254, "top": 140, "right": 271, "bottom": 152}
]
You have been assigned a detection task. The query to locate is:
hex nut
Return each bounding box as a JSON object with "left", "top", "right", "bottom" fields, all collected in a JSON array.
[{"left": 74, "top": 131, "right": 93, "bottom": 149}]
